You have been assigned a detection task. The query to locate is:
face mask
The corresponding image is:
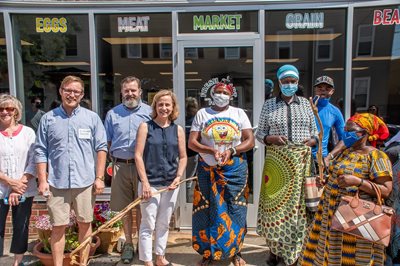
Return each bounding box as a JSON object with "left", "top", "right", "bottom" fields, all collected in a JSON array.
[
  {"left": 316, "top": 97, "right": 330, "bottom": 107},
  {"left": 123, "top": 97, "right": 139, "bottom": 109},
  {"left": 212, "top": 93, "right": 230, "bottom": 107},
  {"left": 343, "top": 131, "right": 363, "bottom": 147},
  {"left": 280, "top": 83, "right": 298, "bottom": 97},
  {"left": 35, "top": 102, "right": 42, "bottom": 109}
]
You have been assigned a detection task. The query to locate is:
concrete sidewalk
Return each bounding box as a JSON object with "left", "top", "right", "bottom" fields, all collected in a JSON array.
[{"left": 0, "top": 231, "right": 271, "bottom": 266}]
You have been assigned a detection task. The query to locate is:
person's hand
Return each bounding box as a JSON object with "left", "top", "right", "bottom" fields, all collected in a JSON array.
[
  {"left": 168, "top": 177, "right": 181, "bottom": 190},
  {"left": 266, "top": 135, "right": 288, "bottom": 145},
  {"left": 142, "top": 182, "right": 152, "bottom": 200},
  {"left": 337, "top": 174, "right": 361, "bottom": 188},
  {"left": 316, "top": 174, "right": 327, "bottom": 187},
  {"left": 213, "top": 150, "right": 222, "bottom": 164},
  {"left": 8, "top": 192, "right": 21, "bottom": 206},
  {"left": 38, "top": 181, "right": 50, "bottom": 198},
  {"left": 323, "top": 156, "right": 330, "bottom": 170},
  {"left": 93, "top": 178, "right": 105, "bottom": 195},
  {"left": 218, "top": 149, "right": 233, "bottom": 166},
  {"left": 303, "top": 138, "right": 317, "bottom": 147},
  {"left": 9, "top": 178, "right": 27, "bottom": 195}
]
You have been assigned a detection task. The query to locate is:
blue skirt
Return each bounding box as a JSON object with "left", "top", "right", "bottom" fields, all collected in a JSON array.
[{"left": 192, "top": 155, "right": 248, "bottom": 260}]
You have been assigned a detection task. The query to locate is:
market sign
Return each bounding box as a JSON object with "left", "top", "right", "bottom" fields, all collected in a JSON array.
[
  {"left": 118, "top": 16, "right": 150, "bottom": 32},
  {"left": 373, "top": 8, "right": 400, "bottom": 25},
  {"left": 285, "top": 12, "right": 324, "bottom": 29},
  {"left": 193, "top": 14, "right": 242, "bottom": 31},
  {"left": 36, "top": 17, "right": 67, "bottom": 33}
]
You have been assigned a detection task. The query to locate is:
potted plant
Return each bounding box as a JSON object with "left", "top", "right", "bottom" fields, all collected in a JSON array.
[
  {"left": 93, "top": 202, "right": 123, "bottom": 254},
  {"left": 32, "top": 211, "right": 100, "bottom": 266}
]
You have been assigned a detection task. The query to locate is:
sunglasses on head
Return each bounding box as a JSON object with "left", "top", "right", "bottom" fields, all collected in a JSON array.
[{"left": 0, "top": 107, "right": 15, "bottom": 112}]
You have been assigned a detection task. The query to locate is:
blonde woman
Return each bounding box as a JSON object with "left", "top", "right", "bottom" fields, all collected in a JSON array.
[
  {"left": 0, "top": 94, "right": 36, "bottom": 266},
  {"left": 135, "top": 90, "right": 187, "bottom": 266}
]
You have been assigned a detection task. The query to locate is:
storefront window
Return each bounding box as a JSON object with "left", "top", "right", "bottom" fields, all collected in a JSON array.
[
  {"left": 178, "top": 11, "right": 258, "bottom": 34},
  {"left": 0, "top": 13, "right": 9, "bottom": 93},
  {"left": 265, "top": 9, "right": 346, "bottom": 106},
  {"left": 96, "top": 13, "right": 172, "bottom": 119},
  {"left": 12, "top": 14, "right": 91, "bottom": 125},
  {"left": 353, "top": 5, "right": 400, "bottom": 133}
]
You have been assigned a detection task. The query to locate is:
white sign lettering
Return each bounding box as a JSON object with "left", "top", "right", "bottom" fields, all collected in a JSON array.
[
  {"left": 118, "top": 16, "right": 150, "bottom": 32},
  {"left": 285, "top": 12, "right": 324, "bottom": 29}
]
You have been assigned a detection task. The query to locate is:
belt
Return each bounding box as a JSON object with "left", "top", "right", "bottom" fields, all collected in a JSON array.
[{"left": 113, "top": 157, "right": 135, "bottom": 164}]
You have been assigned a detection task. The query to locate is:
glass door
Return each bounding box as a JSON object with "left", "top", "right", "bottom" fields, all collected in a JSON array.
[{"left": 175, "top": 39, "right": 263, "bottom": 229}]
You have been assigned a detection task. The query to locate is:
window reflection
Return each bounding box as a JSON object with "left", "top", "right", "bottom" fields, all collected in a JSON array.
[
  {"left": 96, "top": 13, "right": 172, "bottom": 120},
  {"left": 12, "top": 14, "right": 91, "bottom": 124},
  {"left": 353, "top": 5, "right": 400, "bottom": 131},
  {"left": 0, "top": 13, "right": 8, "bottom": 94},
  {"left": 265, "top": 9, "right": 346, "bottom": 107}
]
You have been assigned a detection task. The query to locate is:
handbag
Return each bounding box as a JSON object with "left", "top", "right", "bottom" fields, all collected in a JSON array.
[
  {"left": 304, "top": 175, "right": 324, "bottom": 212},
  {"left": 331, "top": 181, "right": 395, "bottom": 246}
]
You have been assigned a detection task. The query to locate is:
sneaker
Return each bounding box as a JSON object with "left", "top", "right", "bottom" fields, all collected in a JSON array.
[{"left": 121, "top": 243, "right": 134, "bottom": 264}]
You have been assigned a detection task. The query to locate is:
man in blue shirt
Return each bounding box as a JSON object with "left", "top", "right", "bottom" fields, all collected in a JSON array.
[
  {"left": 36, "top": 75, "right": 108, "bottom": 266},
  {"left": 312, "top": 75, "right": 345, "bottom": 162},
  {"left": 104, "top": 76, "right": 151, "bottom": 263}
]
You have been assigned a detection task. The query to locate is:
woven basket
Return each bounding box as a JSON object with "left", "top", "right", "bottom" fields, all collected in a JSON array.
[{"left": 97, "top": 228, "right": 122, "bottom": 254}]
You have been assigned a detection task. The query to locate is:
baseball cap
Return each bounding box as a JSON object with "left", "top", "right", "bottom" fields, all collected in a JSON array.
[{"left": 314, "top": 76, "right": 334, "bottom": 88}]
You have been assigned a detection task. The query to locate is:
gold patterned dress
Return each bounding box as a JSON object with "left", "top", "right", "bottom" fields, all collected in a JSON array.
[{"left": 299, "top": 148, "right": 393, "bottom": 266}]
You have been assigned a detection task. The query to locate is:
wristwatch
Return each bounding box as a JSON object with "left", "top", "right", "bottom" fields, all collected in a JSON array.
[
  {"left": 96, "top": 176, "right": 105, "bottom": 181},
  {"left": 229, "top": 147, "right": 237, "bottom": 156}
]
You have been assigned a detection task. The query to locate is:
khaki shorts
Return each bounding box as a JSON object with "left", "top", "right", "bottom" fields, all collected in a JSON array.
[
  {"left": 48, "top": 185, "right": 95, "bottom": 226},
  {"left": 110, "top": 162, "right": 139, "bottom": 211}
]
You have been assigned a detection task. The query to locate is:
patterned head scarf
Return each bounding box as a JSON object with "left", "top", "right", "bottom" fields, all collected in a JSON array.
[{"left": 349, "top": 113, "right": 389, "bottom": 144}]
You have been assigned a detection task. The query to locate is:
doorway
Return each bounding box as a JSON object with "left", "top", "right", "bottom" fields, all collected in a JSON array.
[{"left": 174, "top": 38, "right": 264, "bottom": 228}]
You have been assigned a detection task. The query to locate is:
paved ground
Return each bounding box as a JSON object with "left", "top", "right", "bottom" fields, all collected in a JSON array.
[{"left": 0, "top": 231, "right": 278, "bottom": 266}]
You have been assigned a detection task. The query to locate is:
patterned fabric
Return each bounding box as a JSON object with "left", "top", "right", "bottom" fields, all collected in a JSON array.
[
  {"left": 192, "top": 156, "right": 248, "bottom": 260},
  {"left": 386, "top": 154, "right": 400, "bottom": 265},
  {"left": 257, "top": 143, "right": 311, "bottom": 265},
  {"left": 256, "top": 95, "right": 318, "bottom": 144},
  {"left": 349, "top": 113, "right": 389, "bottom": 147},
  {"left": 299, "top": 148, "right": 393, "bottom": 266}
]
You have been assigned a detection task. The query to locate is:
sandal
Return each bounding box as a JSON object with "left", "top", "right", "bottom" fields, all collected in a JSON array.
[
  {"left": 232, "top": 253, "right": 246, "bottom": 266},
  {"left": 197, "top": 257, "right": 212, "bottom": 266}
]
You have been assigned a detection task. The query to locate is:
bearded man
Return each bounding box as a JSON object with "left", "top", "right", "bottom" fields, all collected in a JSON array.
[{"left": 104, "top": 76, "right": 152, "bottom": 263}]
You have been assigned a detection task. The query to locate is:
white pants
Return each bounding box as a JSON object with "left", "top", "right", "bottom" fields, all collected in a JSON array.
[{"left": 138, "top": 183, "right": 179, "bottom": 262}]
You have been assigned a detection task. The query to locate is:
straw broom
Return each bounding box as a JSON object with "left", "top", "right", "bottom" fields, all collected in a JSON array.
[
  {"left": 309, "top": 96, "right": 326, "bottom": 184},
  {"left": 70, "top": 176, "right": 198, "bottom": 265}
]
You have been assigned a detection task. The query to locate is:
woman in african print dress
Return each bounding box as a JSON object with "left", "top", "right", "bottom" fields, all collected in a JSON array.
[
  {"left": 256, "top": 64, "right": 318, "bottom": 266},
  {"left": 188, "top": 78, "right": 255, "bottom": 266},
  {"left": 298, "top": 113, "right": 393, "bottom": 266}
]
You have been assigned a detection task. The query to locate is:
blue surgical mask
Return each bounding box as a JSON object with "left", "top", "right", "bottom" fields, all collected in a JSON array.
[
  {"left": 317, "top": 97, "right": 330, "bottom": 107},
  {"left": 280, "top": 83, "right": 298, "bottom": 97},
  {"left": 343, "top": 131, "right": 363, "bottom": 147}
]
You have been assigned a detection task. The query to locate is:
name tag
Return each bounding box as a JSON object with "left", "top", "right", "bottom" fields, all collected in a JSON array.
[{"left": 78, "top": 128, "right": 91, "bottom": 139}]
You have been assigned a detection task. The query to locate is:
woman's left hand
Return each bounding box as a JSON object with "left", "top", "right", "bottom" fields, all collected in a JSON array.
[
  {"left": 8, "top": 192, "right": 21, "bottom": 206},
  {"left": 303, "top": 138, "right": 317, "bottom": 147},
  {"left": 168, "top": 177, "right": 181, "bottom": 190},
  {"left": 337, "top": 174, "right": 361, "bottom": 188}
]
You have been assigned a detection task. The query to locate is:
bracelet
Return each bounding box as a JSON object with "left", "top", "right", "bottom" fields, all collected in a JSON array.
[
  {"left": 229, "top": 147, "right": 237, "bottom": 156},
  {"left": 356, "top": 179, "right": 364, "bottom": 187},
  {"left": 328, "top": 153, "right": 334, "bottom": 159}
]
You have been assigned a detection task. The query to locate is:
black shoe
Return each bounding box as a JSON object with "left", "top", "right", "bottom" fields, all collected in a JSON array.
[{"left": 265, "top": 253, "right": 279, "bottom": 266}]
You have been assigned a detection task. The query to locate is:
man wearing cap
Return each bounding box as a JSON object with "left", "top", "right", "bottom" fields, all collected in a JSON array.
[
  {"left": 256, "top": 65, "right": 318, "bottom": 266},
  {"left": 312, "top": 76, "right": 345, "bottom": 163},
  {"left": 104, "top": 76, "right": 152, "bottom": 263}
]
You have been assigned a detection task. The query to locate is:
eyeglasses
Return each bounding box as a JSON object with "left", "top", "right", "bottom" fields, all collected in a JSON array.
[
  {"left": 0, "top": 107, "right": 15, "bottom": 112},
  {"left": 62, "top": 88, "right": 83, "bottom": 95}
]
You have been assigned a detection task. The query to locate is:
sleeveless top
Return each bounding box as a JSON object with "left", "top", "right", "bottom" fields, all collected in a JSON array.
[{"left": 143, "top": 120, "right": 179, "bottom": 188}]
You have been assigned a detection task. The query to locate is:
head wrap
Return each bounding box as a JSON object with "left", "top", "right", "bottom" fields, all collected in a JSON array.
[
  {"left": 349, "top": 113, "right": 389, "bottom": 146},
  {"left": 277, "top": 64, "right": 299, "bottom": 81},
  {"left": 214, "top": 82, "right": 234, "bottom": 95}
]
